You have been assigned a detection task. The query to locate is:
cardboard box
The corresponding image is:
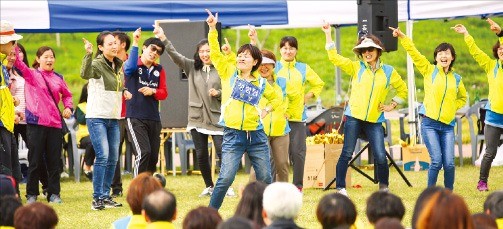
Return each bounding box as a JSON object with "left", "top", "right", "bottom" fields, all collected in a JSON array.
[
  {"left": 402, "top": 144, "right": 430, "bottom": 171},
  {"left": 303, "top": 144, "right": 351, "bottom": 189}
]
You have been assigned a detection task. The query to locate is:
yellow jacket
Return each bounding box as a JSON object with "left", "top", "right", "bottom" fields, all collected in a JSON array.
[
  {"left": 208, "top": 30, "right": 281, "bottom": 131},
  {"left": 0, "top": 53, "right": 15, "bottom": 133},
  {"left": 464, "top": 34, "right": 503, "bottom": 115},
  {"left": 275, "top": 59, "right": 324, "bottom": 122},
  {"left": 259, "top": 75, "right": 290, "bottom": 137},
  {"left": 400, "top": 37, "right": 467, "bottom": 125},
  {"left": 326, "top": 47, "right": 407, "bottom": 123}
]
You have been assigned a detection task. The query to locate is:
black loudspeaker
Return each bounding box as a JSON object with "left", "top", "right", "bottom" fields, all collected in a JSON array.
[
  {"left": 357, "top": 0, "right": 398, "bottom": 52},
  {"left": 157, "top": 21, "right": 221, "bottom": 128}
]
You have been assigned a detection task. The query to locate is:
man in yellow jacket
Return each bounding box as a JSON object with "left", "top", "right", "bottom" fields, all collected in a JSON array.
[{"left": 0, "top": 20, "right": 23, "bottom": 195}]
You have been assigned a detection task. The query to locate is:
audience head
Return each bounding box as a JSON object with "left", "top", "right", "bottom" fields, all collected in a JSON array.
[
  {"left": 0, "top": 20, "right": 23, "bottom": 55},
  {"left": 416, "top": 189, "right": 473, "bottom": 229},
  {"left": 472, "top": 213, "right": 497, "bottom": 229},
  {"left": 235, "top": 181, "right": 267, "bottom": 228},
  {"left": 236, "top": 44, "right": 262, "bottom": 73},
  {"left": 194, "top": 38, "right": 211, "bottom": 70},
  {"left": 182, "top": 206, "right": 222, "bottom": 229},
  {"left": 411, "top": 186, "right": 445, "bottom": 229},
  {"left": 217, "top": 216, "right": 255, "bottom": 229},
  {"left": 366, "top": 191, "right": 405, "bottom": 224},
  {"left": 14, "top": 202, "right": 58, "bottom": 229},
  {"left": 142, "top": 189, "right": 177, "bottom": 223},
  {"left": 316, "top": 193, "right": 357, "bottom": 229},
  {"left": 279, "top": 36, "right": 298, "bottom": 62},
  {"left": 0, "top": 174, "right": 17, "bottom": 198},
  {"left": 374, "top": 217, "right": 404, "bottom": 229},
  {"left": 153, "top": 172, "right": 167, "bottom": 188},
  {"left": 126, "top": 172, "right": 163, "bottom": 214},
  {"left": 262, "top": 182, "right": 302, "bottom": 224},
  {"left": 483, "top": 191, "right": 503, "bottom": 219},
  {"left": 0, "top": 196, "right": 22, "bottom": 226}
]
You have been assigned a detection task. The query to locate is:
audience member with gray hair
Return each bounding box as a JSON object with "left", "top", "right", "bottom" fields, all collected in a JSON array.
[
  {"left": 142, "top": 189, "right": 177, "bottom": 227},
  {"left": 262, "top": 182, "right": 303, "bottom": 229}
]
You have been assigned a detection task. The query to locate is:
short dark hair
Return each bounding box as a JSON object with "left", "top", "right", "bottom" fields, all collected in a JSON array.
[
  {"left": 235, "top": 181, "right": 267, "bottom": 228},
  {"left": 432, "top": 42, "right": 456, "bottom": 72},
  {"left": 0, "top": 196, "right": 22, "bottom": 226},
  {"left": 237, "top": 44, "right": 262, "bottom": 73},
  {"left": 317, "top": 193, "right": 357, "bottom": 229},
  {"left": 143, "top": 37, "right": 165, "bottom": 54},
  {"left": 366, "top": 191, "right": 405, "bottom": 224},
  {"left": 142, "top": 189, "right": 176, "bottom": 222},
  {"left": 217, "top": 216, "right": 254, "bottom": 229},
  {"left": 484, "top": 191, "right": 503, "bottom": 218},
  {"left": 182, "top": 206, "right": 222, "bottom": 229},
  {"left": 279, "top": 36, "right": 298, "bottom": 49},
  {"left": 113, "top": 31, "right": 131, "bottom": 52},
  {"left": 492, "top": 40, "right": 501, "bottom": 59},
  {"left": 471, "top": 213, "right": 497, "bottom": 229}
]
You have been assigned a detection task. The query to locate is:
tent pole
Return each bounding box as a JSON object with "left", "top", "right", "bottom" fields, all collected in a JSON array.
[
  {"left": 56, "top": 33, "right": 61, "bottom": 47},
  {"left": 334, "top": 25, "right": 342, "bottom": 106},
  {"left": 406, "top": 19, "right": 417, "bottom": 145}
]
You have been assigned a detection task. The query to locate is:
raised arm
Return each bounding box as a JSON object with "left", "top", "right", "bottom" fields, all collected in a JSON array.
[
  {"left": 390, "top": 26, "right": 433, "bottom": 77},
  {"left": 453, "top": 23, "right": 497, "bottom": 73},
  {"left": 81, "top": 38, "right": 96, "bottom": 80},
  {"left": 154, "top": 25, "right": 194, "bottom": 72},
  {"left": 322, "top": 21, "right": 357, "bottom": 76},
  {"left": 248, "top": 25, "right": 259, "bottom": 47},
  {"left": 206, "top": 9, "right": 235, "bottom": 80},
  {"left": 124, "top": 28, "right": 141, "bottom": 77}
]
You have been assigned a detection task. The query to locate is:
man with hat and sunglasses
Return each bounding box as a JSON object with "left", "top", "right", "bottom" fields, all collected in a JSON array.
[{"left": 0, "top": 20, "right": 23, "bottom": 196}]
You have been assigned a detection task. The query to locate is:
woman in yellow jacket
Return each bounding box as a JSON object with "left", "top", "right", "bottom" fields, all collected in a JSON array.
[
  {"left": 275, "top": 32, "right": 325, "bottom": 191},
  {"left": 453, "top": 19, "right": 503, "bottom": 192},
  {"left": 205, "top": 10, "right": 281, "bottom": 210},
  {"left": 323, "top": 23, "right": 408, "bottom": 196},
  {"left": 391, "top": 27, "right": 467, "bottom": 190}
]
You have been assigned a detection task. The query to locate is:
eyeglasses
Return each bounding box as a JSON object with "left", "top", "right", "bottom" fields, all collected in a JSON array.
[
  {"left": 360, "top": 47, "right": 376, "bottom": 53},
  {"left": 149, "top": 45, "right": 163, "bottom": 55}
]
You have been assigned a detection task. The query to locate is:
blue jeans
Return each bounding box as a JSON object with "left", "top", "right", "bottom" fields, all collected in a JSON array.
[
  {"left": 87, "top": 118, "right": 120, "bottom": 199},
  {"left": 421, "top": 117, "right": 455, "bottom": 190},
  {"left": 336, "top": 116, "right": 389, "bottom": 189},
  {"left": 209, "top": 128, "right": 272, "bottom": 209}
]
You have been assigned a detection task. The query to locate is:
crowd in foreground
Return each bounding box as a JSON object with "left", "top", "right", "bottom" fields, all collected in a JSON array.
[{"left": 1, "top": 172, "right": 502, "bottom": 229}]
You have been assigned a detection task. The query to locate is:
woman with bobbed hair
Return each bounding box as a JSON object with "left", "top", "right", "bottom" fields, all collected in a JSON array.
[
  {"left": 416, "top": 189, "right": 473, "bottom": 229},
  {"left": 391, "top": 26, "right": 467, "bottom": 190},
  {"left": 182, "top": 206, "right": 222, "bottom": 229},
  {"left": 235, "top": 181, "right": 268, "bottom": 228}
]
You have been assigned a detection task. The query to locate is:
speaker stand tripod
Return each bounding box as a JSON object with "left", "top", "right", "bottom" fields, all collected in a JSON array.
[{"left": 324, "top": 143, "right": 412, "bottom": 190}]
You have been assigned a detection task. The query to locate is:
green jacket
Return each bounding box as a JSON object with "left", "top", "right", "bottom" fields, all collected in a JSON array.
[{"left": 81, "top": 53, "right": 124, "bottom": 119}]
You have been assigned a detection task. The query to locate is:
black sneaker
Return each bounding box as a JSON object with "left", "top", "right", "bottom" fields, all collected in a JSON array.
[
  {"left": 91, "top": 199, "right": 105, "bottom": 211},
  {"left": 111, "top": 191, "right": 122, "bottom": 198},
  {"left": 103, "top": 197, "right": 123, "bottom": 208},
  {"left": 84, "top": 171, "right": 93, "bottom": 181}
]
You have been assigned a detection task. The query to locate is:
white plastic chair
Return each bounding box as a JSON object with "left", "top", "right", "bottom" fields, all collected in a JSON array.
[{"left": 64, "top": 117, "right": 86, "bottom": 182}]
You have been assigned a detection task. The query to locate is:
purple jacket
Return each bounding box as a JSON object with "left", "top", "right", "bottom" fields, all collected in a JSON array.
[{"left": 14, "top": 58, "right": 73, "bottom": 129}]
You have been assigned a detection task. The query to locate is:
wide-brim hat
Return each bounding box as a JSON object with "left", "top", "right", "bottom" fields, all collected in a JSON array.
[
  {"left": 0, "top": 20, "right": 23, "bottom": 45},
  {"left": 352, "top": 37, "right": 382, "bottom": 55}
]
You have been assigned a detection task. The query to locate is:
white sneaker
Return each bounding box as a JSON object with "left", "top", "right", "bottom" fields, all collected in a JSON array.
[
  {"left": 199, "top": 187, "right": 213, "bottom": 197},
  {"left": 226, "top": 187, "right": 236, "bottom": 197},
  {"left": 337, "top": 188, "right": 349, "bottom": 197},
  {"left": 60, "top": 171, "right": 69, "bottom": 178}
]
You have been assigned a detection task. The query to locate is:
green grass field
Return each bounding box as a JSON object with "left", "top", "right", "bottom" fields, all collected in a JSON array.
[{"left": 19, "top": 161, "right": 503, "bottom": 229}]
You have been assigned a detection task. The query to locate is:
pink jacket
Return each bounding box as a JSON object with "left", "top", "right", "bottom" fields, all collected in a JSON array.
[{"left": 14, "top": 57, "right": 73, "bottom": 129}]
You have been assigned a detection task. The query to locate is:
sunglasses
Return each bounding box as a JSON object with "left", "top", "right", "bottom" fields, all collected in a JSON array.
[
  {"left": 360, "top": 47, "right": 376, "bottom": 53},
  {"left": 149, "top": 45, "right": 163, "bottom": 55}
]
